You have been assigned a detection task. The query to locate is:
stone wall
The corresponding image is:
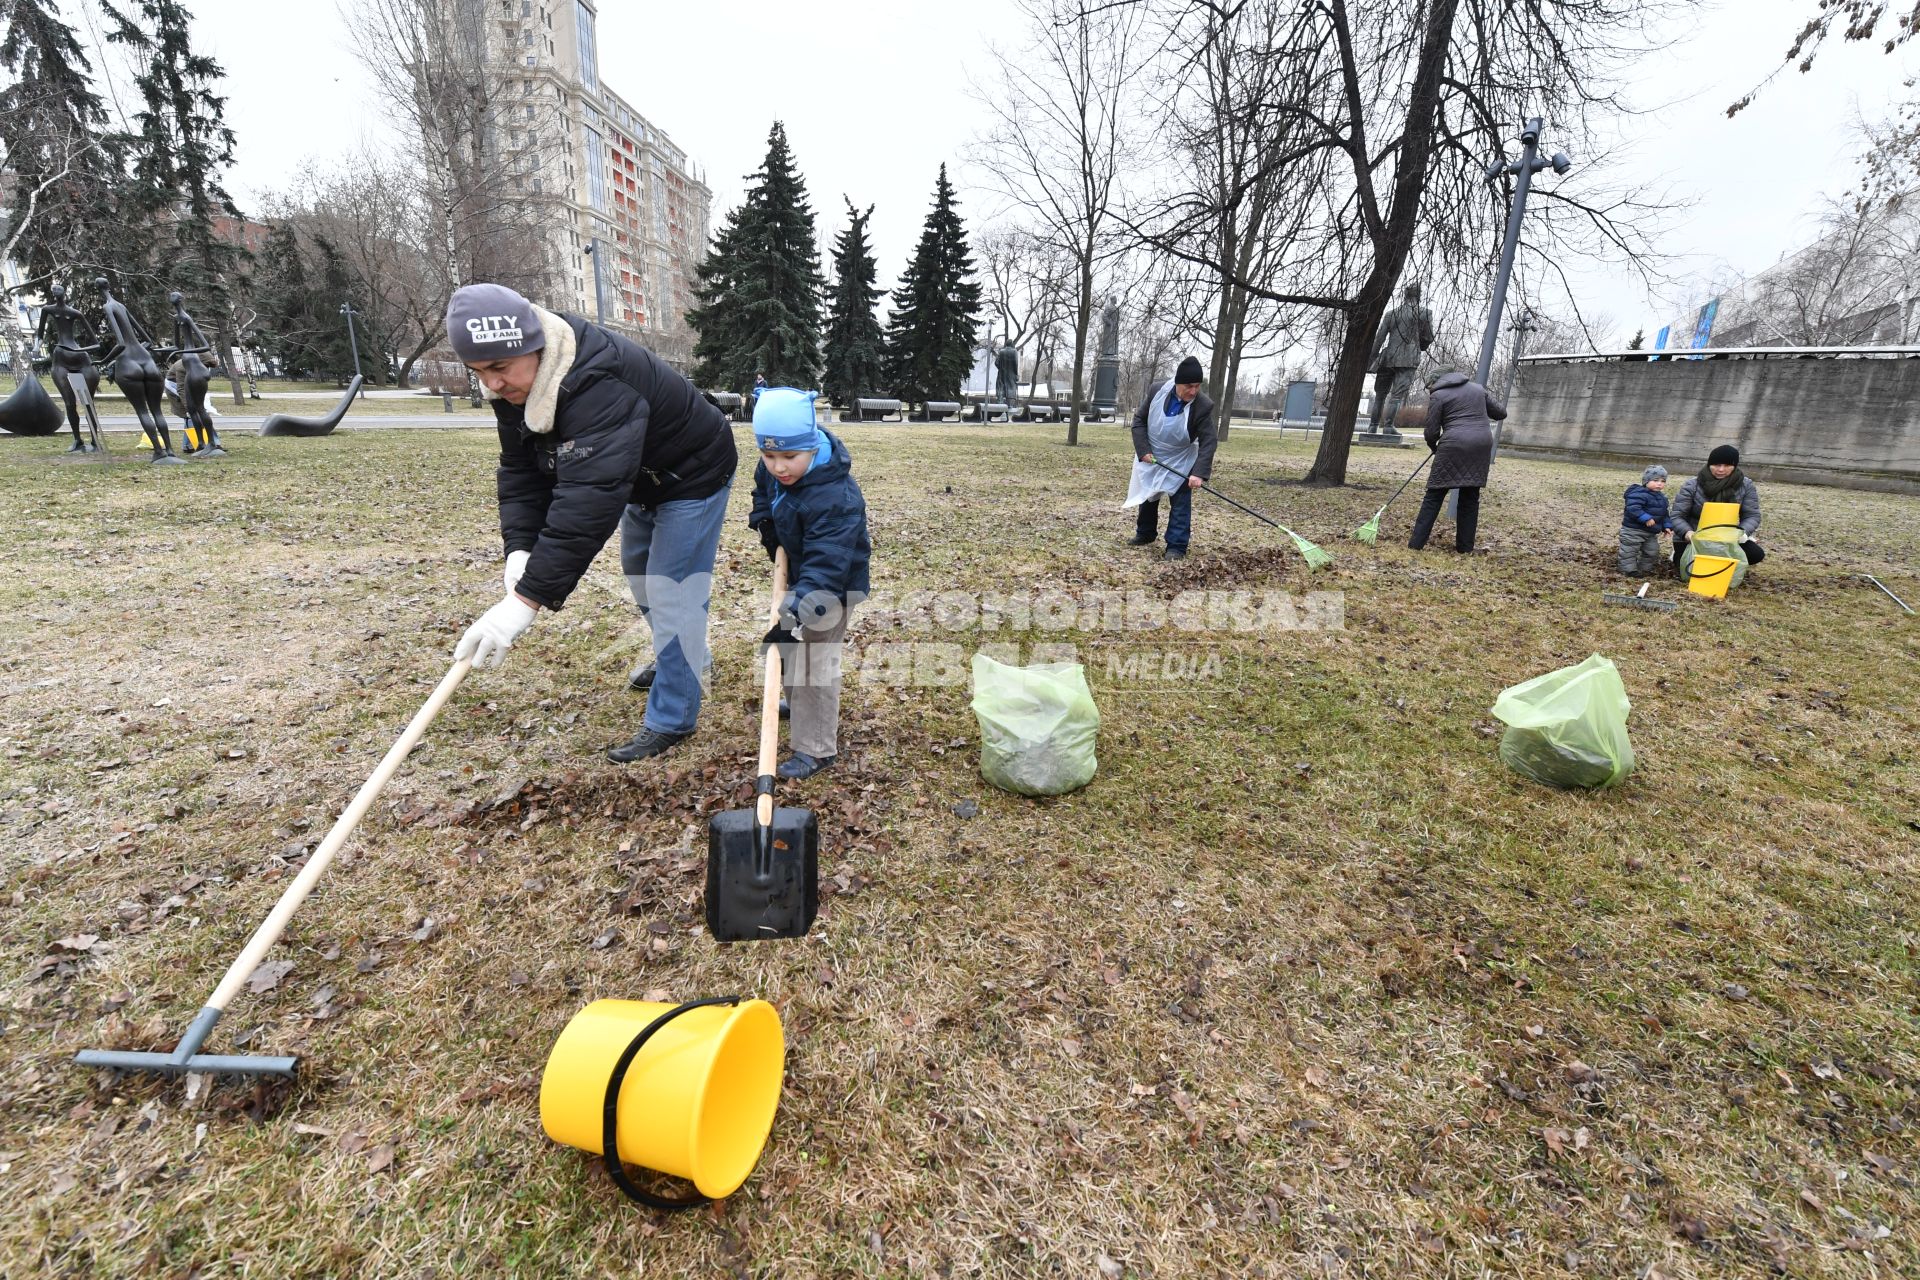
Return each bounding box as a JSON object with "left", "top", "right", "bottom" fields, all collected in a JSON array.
[{"left": 1504, "top": 357, "right": 1920, "bottom": 493}]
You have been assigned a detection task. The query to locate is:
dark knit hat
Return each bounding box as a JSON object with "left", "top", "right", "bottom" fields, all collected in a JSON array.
[
  {"left": 1707, "top": 444, "right": 1740, "bottom": 467},
  {"left": 446, "top": 283, "right": 545, "bottom": 362},
  {"left": 1174, "top": 356, "right": 1204, "bottom": 385}
]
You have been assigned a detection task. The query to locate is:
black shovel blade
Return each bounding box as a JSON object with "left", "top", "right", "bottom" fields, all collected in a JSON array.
[{"left": 705, "top": 807, "right": 818, "bottom": 942}]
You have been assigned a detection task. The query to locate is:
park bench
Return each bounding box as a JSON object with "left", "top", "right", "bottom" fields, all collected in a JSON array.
[
  {"left": 841, "top": 397, "right": 903, "bottom": 423},
  {"left": 963, "top": 401, "right": 1011, "bottom": 422},
  {"left": 912, "top": 401, "right": 961, "bottom": 422},
  {"left": 706, "top": 390, "right": 744, "bottom": 421},
  {"left": 1023, "top": 403, "right": 1056, "bottom": 422}
]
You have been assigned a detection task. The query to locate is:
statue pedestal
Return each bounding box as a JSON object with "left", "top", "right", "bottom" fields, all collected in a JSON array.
[{"left": 1354, "top": 428, "right": 1412, "bottom": 448}]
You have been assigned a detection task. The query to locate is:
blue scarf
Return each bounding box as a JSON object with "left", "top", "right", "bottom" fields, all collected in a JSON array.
[{"left": 769, "top": 428, "right": 835, "bottom": 509}]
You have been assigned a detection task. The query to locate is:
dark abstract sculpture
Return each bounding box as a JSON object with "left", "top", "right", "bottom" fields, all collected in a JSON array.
[
  {"left": 259, "top": 375, "right": 364, "bottom": 437},
  {"left": 168, "top": 292, "right": 225, "bottom": 457},
  {"left": 1365, "top": 282, "right": 1434, "bottom": 442},
  {"left": 995, "top": 339, "right": 1020, "bottom": 407},
  {"left": 96, "top": 277, "right": 183, "bottom": 464},
  {"left": 0, "top": 372, "right": 64, "bottom": 436},
  {"left": 33, "top": 283, "right": 105, "bottom": 451}
]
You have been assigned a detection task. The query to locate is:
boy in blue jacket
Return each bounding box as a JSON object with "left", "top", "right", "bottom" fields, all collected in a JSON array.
[
  {"left": 747, "top": 389, "right": 871, "bottom": 780},
  {"left": 1618, "top": 464, "right": 1671, "bottom": 576}
]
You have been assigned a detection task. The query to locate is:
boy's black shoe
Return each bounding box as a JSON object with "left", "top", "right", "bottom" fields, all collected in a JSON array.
[
  {"left": 1164, "top": 546, "right": 1188, "bottom": 561},
  {"left": 1127, "top": 532, "right": 1156, "bottom": 546},
  {"left": 607, "top": 727, "right": 688, "bottom": 763},
  {"left": 777, "top": 752, "right": 834, "bottom": 780},
  {"left": 627, "top": 663, "right": 655, "bottom": 693}
]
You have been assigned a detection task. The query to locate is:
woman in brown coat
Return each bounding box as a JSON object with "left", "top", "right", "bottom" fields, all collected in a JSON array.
[{"left": 1408, "top": 371, "right": 1506, "bottom": 553}]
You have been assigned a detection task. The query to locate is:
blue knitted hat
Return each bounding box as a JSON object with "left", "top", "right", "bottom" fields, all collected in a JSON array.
[{"left": 753, "top": 388, "right": 820, "bottom": 450}]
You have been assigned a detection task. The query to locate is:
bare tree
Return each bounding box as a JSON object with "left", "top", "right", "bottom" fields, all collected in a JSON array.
[
  {"left": 1730, "top": 196, "right": 1920, "bottom": 346},
  {"left": 342, "top": 0, "right": 560, "bottom": 304},
  {"left": 976, "top": 0, "right": 1148, "bottom": 444},
  {"left": 264, "top": 147, "right": 456, "bottom": 386}
]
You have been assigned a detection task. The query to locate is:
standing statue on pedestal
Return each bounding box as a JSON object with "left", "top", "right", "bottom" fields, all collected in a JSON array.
[
  {"left": 1366, "top": 283, "right": 1434, "bottom": 440},
  {"left": 168, "top": 291, "right": 225, "bottom": 457},
  {"left": 995, "top": 337, "right": 1020, "bottom": 407},
  {"left": 1092, "top": 298, "right": 1122, "bottom": 417},
  {"left": 34, "top": 283, "right": 104, "bottom": 453},
  {"left": 95, "top": 277, "right": 183, "bottom": 464}
]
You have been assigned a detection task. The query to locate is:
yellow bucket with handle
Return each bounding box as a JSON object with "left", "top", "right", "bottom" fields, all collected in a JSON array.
[
  {"left": 1699, "top": 500, "right": 1741, "bottom": 530},
  {"left": 539, "top": 997, "right": 784, "bottom": 1206},
  {"left": 1686, "top": 553, "right": 1738, "bottom": 598}
]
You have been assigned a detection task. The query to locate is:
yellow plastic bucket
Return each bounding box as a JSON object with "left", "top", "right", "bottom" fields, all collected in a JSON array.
[
  {"left": 1699, "top": 500, "right": 1742, "bottom": 531},
  {"left": 539, "top": 997, "right": 784, "bottom": 1203},
  {"left": 1687, "top": 554, "right": 1737, "bottom": 598}
]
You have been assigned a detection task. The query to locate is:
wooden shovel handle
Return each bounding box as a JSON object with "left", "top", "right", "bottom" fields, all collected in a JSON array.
[
  {"left": 757, "top": 549, "right": 789, "bottom": 826},
  {"left": 205, "top": 659, "right": 472, "bottom": 1012}
]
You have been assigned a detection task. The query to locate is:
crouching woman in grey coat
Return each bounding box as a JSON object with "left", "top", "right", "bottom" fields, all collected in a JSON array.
[{"left": 1408, "top": 371, "right": 1505, "bottom": 553}]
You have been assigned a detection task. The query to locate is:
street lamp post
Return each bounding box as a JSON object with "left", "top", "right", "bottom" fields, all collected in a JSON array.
[
  {"left": 1477, "top": 117, "right": 1569, "bottom": 451},
  {"left": 583, "top": 239, "right": 607, "bottom": 324},
  {"left": 339, "top": 301, "right": 365, "bottom": 398}
]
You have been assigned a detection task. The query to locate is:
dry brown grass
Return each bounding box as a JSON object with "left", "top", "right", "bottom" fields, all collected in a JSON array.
[{"left": 1, "top": 424, "right": 1916, "bottom": 1279}]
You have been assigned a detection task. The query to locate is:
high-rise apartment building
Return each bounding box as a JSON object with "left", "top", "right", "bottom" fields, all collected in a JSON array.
[{"left": 486, "top": 0, "right": 711, "bottom": 365}]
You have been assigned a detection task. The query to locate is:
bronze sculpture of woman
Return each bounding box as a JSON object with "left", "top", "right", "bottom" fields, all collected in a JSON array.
[
  {"left": 169, "top": 291, "right": 224, "bottom": 457},
  {"left": 33, "top": 283, "right": 104, "bottom": 453},
  {"left": 94, "top": 276, "right": 183, "bottom": 464}
]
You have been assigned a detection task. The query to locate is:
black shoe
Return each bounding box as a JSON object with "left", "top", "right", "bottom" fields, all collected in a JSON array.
[
  {"left": 1128, "top": 532, "right": 1156, "bottom": 546},
  {"left": 151, "top": 451, "right": 186, "bottom": 465},
  {"left": 777, "top": 752, "right": 834, "bottom": 780},
  {"left": 1163, "top": 546, "right": 1188, "bottom": 561},
  {"left": 778, "top": 698, "right": 790, "bottom": 720},
  {"left": 606, "top": 727, "right": 689, "bottom": 763},
  {"left": 627, "top": 663, "right": 655, "bottom": 693}
]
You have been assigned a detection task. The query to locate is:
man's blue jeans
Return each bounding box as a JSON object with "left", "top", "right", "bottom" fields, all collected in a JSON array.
[
  {"left": 1134, "top": 483, "right": 1193, "bottom": 550},
  {"left": 619, "top": 479, "right": 732, "bottom": 735}
]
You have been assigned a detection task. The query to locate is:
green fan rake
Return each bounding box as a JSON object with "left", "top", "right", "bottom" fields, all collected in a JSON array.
[
  {"left": 1145, "top": 458, "right": 1332, "bottom": 569},
  {"left": 1353, "top": 454, "right": 1432, "bottom": 544}
]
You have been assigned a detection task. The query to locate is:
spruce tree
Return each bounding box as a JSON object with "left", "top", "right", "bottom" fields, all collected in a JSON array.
[
  {"left": 820, "top": 199, "right": 886, "bottom": 407},
  {"left": 883, "top": 165, "right": 982, "bottom": 404},
  {"left": 0, "top": 0, "right": 121, "bottom": 292},
  {"left": 104, "top": 0, "right": 245, "bottom": 396},
  {"left": 688, "top": 121, "right": 822, "bottom": 391}
]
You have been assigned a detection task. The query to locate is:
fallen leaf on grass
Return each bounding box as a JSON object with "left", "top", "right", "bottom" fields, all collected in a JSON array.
[
  {"left": 247, "top": 960, "right": 295, "bottom": 994},
  {"left": 51, "top": 934, "right": 99, "bottom": 953},
  {"left": 1304, "top": 1066, "right": 1330, "bottom": 1089},
  {"left": 48, "top": 1171, "right": 77, "bottom": 1198},
  {"left": 293, "top": 1123, "right": 336, "bottom": 1138},
  {"left": 1799, "top": 1189, "right": 1825, "bottom": 1213},
  {"left": 1523, "top": 1024, "right": 1545, "bottom": 1040},
  {"left": 1543, "top": 1126, "right": 1572, "bottom": 1156},
  {"left": 1563, "top": 1059, "right": 1598, "bottom": 1084},
  {"left": 339, "top": 1132, "right": 368, "bottom": 1155},
  {"left": 591, "top": 930, "right": 621, "bottom": 951},
  {"left": 642, "top": 987, "right": 672, "bottom": 1003},
  {"left": 366, "top": 1143, "right": 395, "bottom": 1173},
  {"left": 1722, "top": 983, "right": 1750, "bottom": 1001},
  {"left": 1864, "top": 1152, "right": 1897, "bottom": 1177},
  {"left": 1096, "top": 1252, "right": 1124, "bottom": 1279}
]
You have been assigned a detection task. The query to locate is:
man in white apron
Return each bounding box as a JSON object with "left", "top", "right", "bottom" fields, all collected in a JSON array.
[{"left": 1123, "top": 356, "right": 1217, "bottom": 560}]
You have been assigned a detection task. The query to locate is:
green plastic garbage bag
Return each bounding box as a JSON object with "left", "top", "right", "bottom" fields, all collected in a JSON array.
[
  {"left": 1491, "top": 654, "right": 1635, "bottom": 789},
  {"left": 969, "top": 653, "right": 1100, "bottom": 796},
  {"left": 1678, "top": 532, "right": 1749, "bottom": 589}
]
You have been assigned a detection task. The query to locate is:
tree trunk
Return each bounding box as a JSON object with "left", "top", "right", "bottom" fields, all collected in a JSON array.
[
  {"left": 217, "top": 331, "right": 246, "bottom": 406},
  {"left": 1067, "top": 276, "right": 1091, "bottom": 447},
  {"left": 1222, "top": 290, "right": 1250, "bottom": 427},
  {"left": 1303, "top": 0, "right": 1460, "bottom": 486}
]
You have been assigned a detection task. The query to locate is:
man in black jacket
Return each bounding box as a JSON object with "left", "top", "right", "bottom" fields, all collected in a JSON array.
[
  {"left": 1125, "top": 356, "right": 1217, "bottom": 560},
  {"left": 448, "top": 283, "right": 737, "bottom": 762}
]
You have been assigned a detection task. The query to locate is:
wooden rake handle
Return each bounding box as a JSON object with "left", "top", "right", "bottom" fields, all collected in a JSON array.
[
  {"left": 757, "top": 549, "right": 790, "bottom": 827},
  {"left": 204, "top": 659, "right": 472, "bottom": 1013}
]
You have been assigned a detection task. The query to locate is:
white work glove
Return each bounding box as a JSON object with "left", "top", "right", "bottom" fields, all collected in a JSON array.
[
  {"left": 455, "top": 596, "right": 537, "bottom": 668},
  {"left": 503, "top": 548, "right": 531, "bottom": 595},
  {"left": 1736, "top": 531, "right": 1750, "bottom": 543}
]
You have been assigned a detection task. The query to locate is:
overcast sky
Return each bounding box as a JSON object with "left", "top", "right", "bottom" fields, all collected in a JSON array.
[{"left": 109, "top": 0, "right": 1916, "bottom": 351}]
